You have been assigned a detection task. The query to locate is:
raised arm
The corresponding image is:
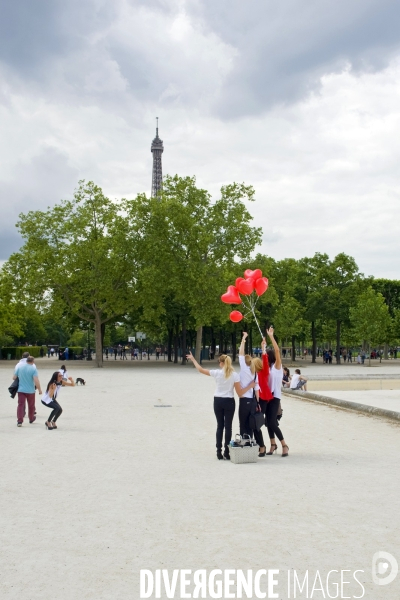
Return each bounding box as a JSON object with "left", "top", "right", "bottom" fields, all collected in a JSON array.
[
  {"left": 267, "top": 327, "right": 281, "bottom": 370},
  {"left": 239, "top": 332, "right": 247, "bottom": 356},
  {"left": 62, "top": 377, "right": 75, "bottom": 387},
  {"left": 186, "top": 351, "right": 210, "bottom": 376}
]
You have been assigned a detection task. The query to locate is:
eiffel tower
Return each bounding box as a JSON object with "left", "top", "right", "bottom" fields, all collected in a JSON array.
[{"left": 151, "top": 117, "right": 164, "bottom": 197}]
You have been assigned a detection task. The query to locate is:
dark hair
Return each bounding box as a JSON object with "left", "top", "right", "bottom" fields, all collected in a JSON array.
[
  {"left": 267, "top": 349, "right": 276, "bottom": 367},
  {"left": 46, "top": 371, "right": 62, "bottom": 392},
  {"left": 60, "top": 365, "right": 66, "bottom": 372},
  {"left": 295, "top": 369, "right": 301, "bottom": 374},
  {"left": 283, "top": 367, "right": 290, "bottom": 376}
]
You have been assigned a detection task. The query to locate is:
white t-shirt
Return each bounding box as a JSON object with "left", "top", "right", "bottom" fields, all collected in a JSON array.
[
  {"left": 59, "top": 369, "right": 69, "bottom": 380},
  {"left": 290, "top": 374, "right": 302, "bottom": 389},
  {"left": 209, "top": 369, "right": 240, "bottom": 398},
  {"left": 41, "top": 384, "right": 62, "bottom": 405},
  {"left": 268, "top": 365, "right": 283, "bottom": 399},
  {"left": 238, "top": 355, "right": 259, "bottom": 398}
]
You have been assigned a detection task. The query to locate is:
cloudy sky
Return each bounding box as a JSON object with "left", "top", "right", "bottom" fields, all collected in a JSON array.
[{"left": 1, "top": 0, "right": 400, "bottom": 277}]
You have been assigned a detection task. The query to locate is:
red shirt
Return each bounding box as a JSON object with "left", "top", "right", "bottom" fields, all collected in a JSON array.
[{"left": 258, "top": 354, "right": 274, "bottom": 401}]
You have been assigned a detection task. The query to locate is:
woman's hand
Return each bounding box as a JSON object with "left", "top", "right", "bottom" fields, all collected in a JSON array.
[
  {"left": 242, "top": 332, "right": 248, "bottom": 340},
  {"left": 267, "top": 327, "right": 274, "bottom": 339},
  {"left": 186, "top": 351, "right": 194, "bottom": 361}
]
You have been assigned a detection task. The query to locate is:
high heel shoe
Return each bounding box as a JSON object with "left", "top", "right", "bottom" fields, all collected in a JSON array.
[
  {"left": 282, "top": 445, "right": 289, "bottom": 457},
  {"left": 258, "top": 447, "right": 267, "bottom": 457},
  {"left": 45, "top": 421, "right": 53, "bottom": 430},
  {"left": 223, "top": 447, "right": 230, "bottom": 460},
  {"left": 266, "top": 444, "right": 278, "bottom": 455},
  {"left": 217, "top": 450, "right": 224, "bottom": 460},
  {"left": 51, "top": 422, "right": 57, "bottom": 429}
]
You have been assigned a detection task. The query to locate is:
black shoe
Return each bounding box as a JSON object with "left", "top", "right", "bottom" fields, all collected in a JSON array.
[
  {"left": 223, "top": 448, "right": 230, "bottom": 460},
  {"left": 258, "top": 447, "right": 267, "bottom": 457},
  {"left": 29, "top": 417, "right": 36, "bottom": 424},
  {"left": 17, "top": 422, "right": 22, "bottom": 427},
  {"left": 266, "top": 443, "right": 278, "bottom": 455},
  {"left": 217, "top": 450, "right": 224, "bottom": 460}
]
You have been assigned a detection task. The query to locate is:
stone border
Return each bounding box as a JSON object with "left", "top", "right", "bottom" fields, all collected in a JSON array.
[{"left": 282, "top": 389, "right": 400, "bottom": 423}]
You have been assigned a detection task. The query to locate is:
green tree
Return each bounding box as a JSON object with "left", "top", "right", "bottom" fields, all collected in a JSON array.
[
  {"left": 4, "top": 181, "right": 139, "bottom": 367},
  {"left": 350, "top": 287, "right": 391, "bottom": 366},
  {"left": 128, "top": 176, "right": 262, "bottom": 363}
]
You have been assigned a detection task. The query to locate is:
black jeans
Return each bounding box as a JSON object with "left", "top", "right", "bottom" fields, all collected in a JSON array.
[
  {"left": 266, "top": 397, "right": 284, "bottom": 442},
  {"left": 42, "top": 399, "right": 63, "bottom": 422},
  {"left": 213, "top": 397, "right": 235, "bottom": 450},
  {"left": 238, "top": 397, "right": 254, "bottom": 437}
]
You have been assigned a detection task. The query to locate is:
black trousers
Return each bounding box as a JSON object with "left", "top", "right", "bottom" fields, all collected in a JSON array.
[
  {"left": 238, "top": 397, "right": 254, "bottom": 437},
  {"left": 42, "top": 399, "right": 63, "bottom": 422},
  {"left": 213, "top": 397, "right": 235, "bottom": 450},
  {"left": 253, "top": 399, "right": 268, "bottom": 447},
  {"left": 266, "top": 397, "right": 284, "bottom": 442}
]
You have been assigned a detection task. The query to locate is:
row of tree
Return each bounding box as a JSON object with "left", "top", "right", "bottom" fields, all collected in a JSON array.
[{"left": 0, "top": 177, "right": 399, "bottom": 367}]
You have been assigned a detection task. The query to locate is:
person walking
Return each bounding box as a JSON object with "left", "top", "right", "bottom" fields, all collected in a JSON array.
[
  {"left": 13, "top": 356, "right": 42, "bottom": 427},
  {"left": 41, "top": 371, "right": 75, "bottom": 429},
  {"left": 186, "top": 351, "right": 255, "bottom": 460},
  {"left": 265, "top": 327, "right": 289, "bottom": 457}
]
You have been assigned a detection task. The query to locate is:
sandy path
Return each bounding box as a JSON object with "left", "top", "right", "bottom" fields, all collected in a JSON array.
[{"left": 0, "top": 361, "right": 399, "bottom": 599}]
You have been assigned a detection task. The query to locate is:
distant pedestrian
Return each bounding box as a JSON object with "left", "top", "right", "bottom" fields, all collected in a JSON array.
[
  {"left": 59, "top": 364, "right": 69, "bottom": 380},
  {"left": 64, "top": 347, "right": 69, "bottom": 360},
  {"left": 47, "top": 347, "right": 51, "bottom": 358},
  {"left": 156, "top": 346, "right": 161, "bottom": 360},
  {"left": 13, "top": 356, "right": 42, "bottom": 427},
  {"left": 40, "top": 347, "right": 44, "bottom": 358},
  {"left": 50, "top": 347, "right": 55, "bottom": 357},
  {"left": 122, "top": 347, "right": 127, "bottom": 360},
  {"left": 105, "top": 347, "right": 108, "bottom": 360}
]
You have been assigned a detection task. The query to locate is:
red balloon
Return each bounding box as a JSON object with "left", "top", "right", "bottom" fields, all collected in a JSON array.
[
  {"left": 221, "top": 285, "right": 242, "bottom": 304},
  {"left": 235, "top": 277, "right": 245, "bottom": 288},
  {"left": 244, "top": 268, "right": 262, "bottom": 280},
  {"left": 255, "top": 277, "right": 269, "bottom": 296},
  {"left": 230, "top": 310, "right": 243, "bottom": 323},
  {"left": 236, "top": 277, "right": 254, "bottom": 295}
]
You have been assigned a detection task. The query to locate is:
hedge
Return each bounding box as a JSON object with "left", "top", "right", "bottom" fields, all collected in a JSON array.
[
  {"left": 59, "top": 347, "right": 84, "bottom": 359},
  {"left": 1, "top": 346, "right": 47, "bottom": 360}
]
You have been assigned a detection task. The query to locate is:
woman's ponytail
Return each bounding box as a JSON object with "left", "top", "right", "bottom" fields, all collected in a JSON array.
[{"left": 220, "top": 354, "right": 234, "bottom": 379}]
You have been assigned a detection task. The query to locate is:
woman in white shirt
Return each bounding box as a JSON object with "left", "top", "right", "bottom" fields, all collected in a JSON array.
[
  {"left": 186, "top": 351, "right": 255, "bottom": 460},
  {"left": 42, "top": 371, "right": 75, "bottom": 429},
  {"left": 238, "top": 332, "right": 260, "bottom": 436},
  {"left": 265, "top": 327, "right": 289, "bottom": 457}
]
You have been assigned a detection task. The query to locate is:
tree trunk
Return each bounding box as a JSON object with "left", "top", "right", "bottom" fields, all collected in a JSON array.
[
  {"left": 336, "top": 320, "right": 341, "bottom": 364},
  {"left": 181, "top": 319, "right": 187, "bottom": 365},
  {"left": 232, "top": 329, "right": 237, "bottom": 362},
  {"left": 195, "top": 325, "right": 202, "bottom": 363},
  {"left": 311, "top": 321, "right": 317, "bottom": 363},
  {"left": 174, "top": 318, "right": 179, "bottom": 364},
  {"left": 167, "top": 328, "right": 173, "bottom": 362},
  {"left": 291, "top": 335, "right": 296, "bottom": 362},
  {"left": 219, "top": 329, "right": 223, "bottom": 356},
  {"left": 94, "top": 313, "right": 103, "bottom": 368}
]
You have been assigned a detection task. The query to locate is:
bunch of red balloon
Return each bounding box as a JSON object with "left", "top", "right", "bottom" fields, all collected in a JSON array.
[{"left": 221, "top": 269, "right": 268, "bottom": 336}]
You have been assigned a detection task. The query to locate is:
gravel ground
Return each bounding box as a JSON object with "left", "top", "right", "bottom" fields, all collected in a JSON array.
[{"left": 0, "top": 360, "right": 399, "bottom": 600}]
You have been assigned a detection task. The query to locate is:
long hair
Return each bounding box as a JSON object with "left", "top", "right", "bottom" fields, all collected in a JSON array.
[
  {"left": 60, "top": 364, "right": 66, "bottom": 373},
  {"left": 252, "top": 358, "right": 263, "bottom": 373},
  {"left": 267, "top": 349, "right": 276, "bottom": 367},
  {"left": 46, "top": 371, "right": 61, "bottom": 393},
  {"left": 283, "top": 367, "right": 290, "bottom": 377},
  {"left": 245, "top": 354, "right": 255, "bottom": 374},
  {"left": 219, "top": 354, "right": 234, "bottom": 379}
]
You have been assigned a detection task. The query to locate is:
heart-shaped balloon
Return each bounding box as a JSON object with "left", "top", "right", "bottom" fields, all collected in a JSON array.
[
  {"left": 244, "top": 268, "right": 262, "bottom": 280},
  {"left": 221, "top": 285, "right": 242, "bottom": 304},
  {"left": 236, "top": 277, "right": 254, "bottom": 295},
  {"left": 255, "top": 277, "right": 269, "bottom": 296},
  {"left": 230, "top": 310, "right": 243, "bottom": 323}
]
